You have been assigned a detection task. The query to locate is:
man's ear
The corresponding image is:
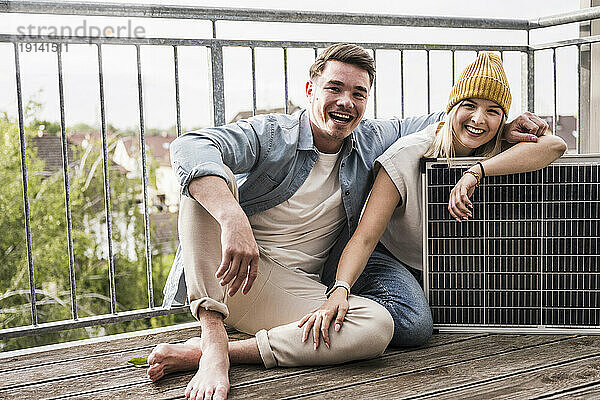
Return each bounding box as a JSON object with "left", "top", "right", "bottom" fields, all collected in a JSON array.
[{"left": 306, "top": 80, "right": 313, "bottom": 101}]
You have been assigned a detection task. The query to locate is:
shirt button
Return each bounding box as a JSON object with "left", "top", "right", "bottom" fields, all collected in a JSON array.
[
  {"left": 345, "top": 190, "right": 350, "bottom": 196},
  {"left": 341, "top": 162, "right": 345, "bottom": 167}
]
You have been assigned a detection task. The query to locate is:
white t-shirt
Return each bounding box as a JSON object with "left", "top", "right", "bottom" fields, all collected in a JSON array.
[
  {"left": 249, "top": 149, "right": 346, "bottom": 280},
  {"left": 375, "top": 123, "right": 438, "bottom": 270}
]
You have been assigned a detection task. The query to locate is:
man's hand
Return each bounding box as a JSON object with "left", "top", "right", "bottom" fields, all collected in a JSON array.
[
  {"left": 189, "top": 175, "right": 260, "bottom": 298},
  {"left": 504, "top": 112, "right": 548, "bottom": 143},
  {"left": 214, "top": 213, "right": 260, "bottom": 297}
]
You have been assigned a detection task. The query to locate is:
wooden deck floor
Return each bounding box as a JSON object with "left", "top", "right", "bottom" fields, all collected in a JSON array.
[{"left": 2, "top": 323, "right": 600, "bottom": 399}]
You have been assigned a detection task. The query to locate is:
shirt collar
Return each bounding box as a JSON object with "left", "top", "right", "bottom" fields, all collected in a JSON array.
[{"left": 298, "top": 110, "right": 315, "bottom": 150}]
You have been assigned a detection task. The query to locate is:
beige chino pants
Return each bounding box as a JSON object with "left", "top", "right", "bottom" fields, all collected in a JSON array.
[{"left": 179, "top": 169, "right": 393, "bottom": 368}]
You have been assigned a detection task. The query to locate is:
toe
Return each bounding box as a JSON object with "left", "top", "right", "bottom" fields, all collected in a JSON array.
[
  {"left": 148, "top": 344, "right": 167, "bottom": 365},
  {"left": 148, "top": 369, "right": 164, "bottom": 382},
  {"left": 214, "top": 385, "right": 228, "bottom": 400},
  {"left": 203, "top": 387, "right": 214, "bottom": 400}
]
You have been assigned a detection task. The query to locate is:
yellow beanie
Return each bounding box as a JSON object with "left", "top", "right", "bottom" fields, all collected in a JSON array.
[{"left": 446, "top": 52, "right": 511, "bottom": 116}]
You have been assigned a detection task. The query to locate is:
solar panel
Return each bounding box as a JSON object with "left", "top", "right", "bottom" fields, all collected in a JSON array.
[{"left": 423, "top": 155, "right": 600, "bottom": 333}]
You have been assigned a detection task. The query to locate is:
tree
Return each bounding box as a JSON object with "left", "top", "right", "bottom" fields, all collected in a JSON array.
[{"left": 0, "top": 113, "right": 191, "bottom": 351}]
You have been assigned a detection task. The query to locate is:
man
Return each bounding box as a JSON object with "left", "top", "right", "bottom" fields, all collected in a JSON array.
[{"left": 148, "top": 43, "right": 547, "bottom": 400}]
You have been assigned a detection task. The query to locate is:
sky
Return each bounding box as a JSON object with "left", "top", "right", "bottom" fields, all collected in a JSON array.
[{"left": 0, "top": 0, "right": 582, "bottom": 131}]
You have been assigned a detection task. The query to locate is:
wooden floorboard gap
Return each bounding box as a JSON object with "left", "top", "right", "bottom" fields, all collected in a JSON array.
[
  {"left": 535, "top": 380, "right": 600, "bottom": 399},
  {"left": 0, "top": 341, "right": 186, "bottom": 374},
  {"left": 406, "top": 351, "right": 600, "bottom": 399},
  {"left": 281, "top": 335, "right": 578, "bottom": 400}
]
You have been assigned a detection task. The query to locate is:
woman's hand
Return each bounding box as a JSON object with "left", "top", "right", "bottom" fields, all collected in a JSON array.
[
  {"left": 298, "top": 287, "right": 349, "bottom": 349},
  {"left": 448, "top": 171, "right": 478, "bottom": 221}
]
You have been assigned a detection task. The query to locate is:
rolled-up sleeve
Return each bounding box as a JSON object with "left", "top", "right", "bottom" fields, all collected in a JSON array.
[{"left": 170, "top": 117, "right": 268, "bottom": 198}]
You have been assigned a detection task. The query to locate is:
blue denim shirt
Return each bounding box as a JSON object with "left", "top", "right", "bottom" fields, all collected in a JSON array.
[{"left": 164, "top": 109, "right": 444, "bottom": 306}]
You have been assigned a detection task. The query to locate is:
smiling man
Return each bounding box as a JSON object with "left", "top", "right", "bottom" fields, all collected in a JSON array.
[{"left": 149, "top": 43, "right": 548, "bottom": 400}]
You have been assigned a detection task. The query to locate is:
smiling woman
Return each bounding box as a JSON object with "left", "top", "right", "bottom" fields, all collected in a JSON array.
[
  {"left": 452, "top": 98, "right": 504, "bottom": 155},
  {"left": 299, "top": 51, "right": 567, "bottom": 348}
]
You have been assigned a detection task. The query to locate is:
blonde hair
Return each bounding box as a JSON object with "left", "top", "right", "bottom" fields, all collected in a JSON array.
[{"left": 423, "top": 100, "right": 505, "bottom": 161}]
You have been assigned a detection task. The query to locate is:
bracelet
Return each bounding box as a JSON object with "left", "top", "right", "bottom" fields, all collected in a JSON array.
[
  {"left": 476, "top": 161, "right": 486, "bottom": 179},
  {"left": 462, "top": 170, "right": 481, "bottom": 186},
  {"left": 326, "top": 280, "right": 351, "bottom": 299}
]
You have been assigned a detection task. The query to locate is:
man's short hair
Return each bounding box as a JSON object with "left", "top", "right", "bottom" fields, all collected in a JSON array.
[{"left": 309, "top": 43, "right": 375, "bottom": 87}]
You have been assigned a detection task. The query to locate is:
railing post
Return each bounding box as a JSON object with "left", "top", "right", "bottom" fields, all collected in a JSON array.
[
  {"left": 209, "top": 21, "right": 226, "bottom": 127},
  {"left": 96, "top": 44, "right": 117, "bottom": 314},
  {"left": 209, "top": 42, "right": 226, "bottom": 126},
  {"left": 14, "top": 43, "right": 38, "bottom": 326},
  {"left": 526, "top": 39, "right": 535, "bottom": 114},
  {"left": 208, "top": 20, "right": 225, "bottom": 126},
  {"left": 57, "top": 46, "right": 78, "bottom": 320},
  {"left": 579, "top": 44, "right": 589, "bottom": 154}
]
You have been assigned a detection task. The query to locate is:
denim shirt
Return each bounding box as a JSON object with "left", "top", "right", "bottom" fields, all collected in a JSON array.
[{"left": 164, "top": 109, "right": 444, "bottom": 306}]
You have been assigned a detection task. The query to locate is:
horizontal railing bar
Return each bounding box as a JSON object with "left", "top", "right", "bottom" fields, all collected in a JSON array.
[
  {"left": 530, "top": 34, "right": 600, "bottom": 51},
  {"left": 0, "top": 306, "right": 190, "bottom": 339},
  {"left": 0, "top": 34, "right": 530, "bottom": 52},
  {"left": 530, "top": 6, "right": 600, "bottom": 29},
  {"left": 1, "top": 1, "right": 531, "bottom": 30}
]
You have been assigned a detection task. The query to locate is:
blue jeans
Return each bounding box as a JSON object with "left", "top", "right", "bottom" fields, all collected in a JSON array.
[{"left": 351, "top": 243, "right": 433, "bottom": 347}]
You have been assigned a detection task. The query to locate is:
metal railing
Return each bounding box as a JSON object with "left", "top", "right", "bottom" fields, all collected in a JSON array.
[{"left": 1, "top": 1, "right": 599, "bottom": 340}]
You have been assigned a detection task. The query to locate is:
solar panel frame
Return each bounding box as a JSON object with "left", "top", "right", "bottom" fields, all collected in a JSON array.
[{"left": 423, "top": 154, "right": 600, "bottom": 334}]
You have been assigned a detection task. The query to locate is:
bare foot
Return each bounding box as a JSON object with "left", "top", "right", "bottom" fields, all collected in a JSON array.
[
  {"left": 147, "top": 337, "right": 203, "bottom": 382},
  {"left": 184, "top": 345, "right": 230, "bottom": 400}
]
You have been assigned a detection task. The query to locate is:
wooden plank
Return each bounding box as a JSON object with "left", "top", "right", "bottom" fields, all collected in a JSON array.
[
  {"left": 0, "top": 326, "right": 249, "bottom": 375},
  {"left": 0, "top": 331, "right": 252, "bottom": 392},
  {"left": 163, "top": 334, "right": 561, "bottom": 400},
  {"left": 0, "top": 324, "right": 203, "bottom": 371},
  {"left": 292, "top": 335, "right": 599, "bottom": 400},
  {"left": 227, "top": 334, "right": 571, "bottom": 399},
  {"left": 420, "top": 353, "right": 600, "bottom": 399},
  {"left": 542, "top": 382, "right": 600, "bottom": 399},
  {"left": 1, "top": 333, "right": 480, "bottom": 400}
]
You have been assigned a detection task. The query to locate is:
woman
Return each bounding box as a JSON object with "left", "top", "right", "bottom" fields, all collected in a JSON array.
[{"left": 299, "top": 52, "right": 567, "bottom": 347}]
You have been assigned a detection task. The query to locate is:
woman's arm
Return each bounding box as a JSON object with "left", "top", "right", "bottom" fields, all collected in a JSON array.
[
  {"left": 449, "top": 134, "right": 567, "bottom": 220},
  {"left": 298, "top": 168, "right": 401, "bottom": 349},
  {"left": 335, "top": 168, "right": 401, "bottom": 287}
]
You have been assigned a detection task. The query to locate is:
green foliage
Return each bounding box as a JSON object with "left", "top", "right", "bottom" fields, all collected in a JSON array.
[
  {"left": 128, "top": 357, "right": 149, "bottom": 367},
  {"left": 0, "top": 114, "right": 191, "bottom": 352},
  {"left": 29, "top": 119, "right": 61, "bottom": 135},
  {"left": 68, "top": 122, "right": 98, "bottom": 132}
]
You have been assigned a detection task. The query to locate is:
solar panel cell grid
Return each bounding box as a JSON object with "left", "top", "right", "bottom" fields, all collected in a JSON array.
[{"left": 424, "top": 157, "right": 600, "bottom": 331}]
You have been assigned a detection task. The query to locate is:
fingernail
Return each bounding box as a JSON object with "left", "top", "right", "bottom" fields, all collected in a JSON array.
[
  {"left": 325, "top": 342, "right": 330, "bottom": 349},
  {"left": 335, "top": 324, "right": 341, "bottom": 332},
  {"left": 314, "top": 343, "right": 317, "bottom": 350}
]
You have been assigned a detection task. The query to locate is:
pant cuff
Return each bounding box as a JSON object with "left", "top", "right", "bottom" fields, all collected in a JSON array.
[
  {"left": 189, "top": 297, "right": 229, "bottom": 320},
  {"left": 256, "top": 329, "right": 277, "bottom": 369}
]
